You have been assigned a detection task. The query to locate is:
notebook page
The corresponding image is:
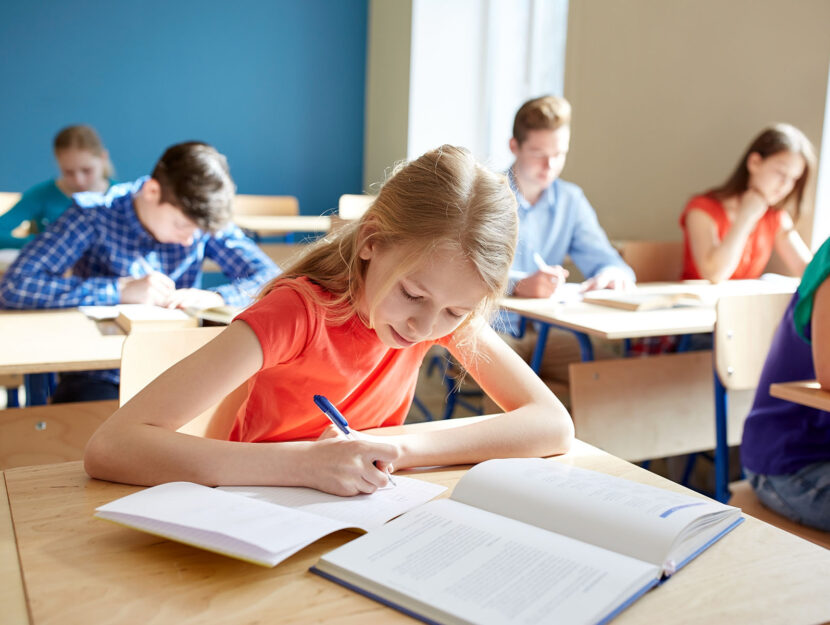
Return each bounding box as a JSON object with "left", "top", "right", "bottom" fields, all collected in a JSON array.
[
  {"left": 96, "top": 482, "right": 349, "bottom": 566},
  {"left": 220, "top": 475, "right": 446, "bottom": 530}
]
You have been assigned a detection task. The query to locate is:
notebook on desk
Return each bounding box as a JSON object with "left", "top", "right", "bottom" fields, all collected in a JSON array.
[{"left": 582, "top": 290, "right": 709, "bottom": 311}]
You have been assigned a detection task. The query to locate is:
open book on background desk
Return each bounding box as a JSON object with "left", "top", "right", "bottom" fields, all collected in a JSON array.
[
  {"left": 79, "top": 304, "right": 241, "bottom": 328},
  {"left": 94, "top": 476, "right": 446, "bottom": 567},
  {"left": 582, "top": 289, "right": 711, "bottom": 311},
  {"left": 312, "top": 458, "right": 742, "bottom": 625}
]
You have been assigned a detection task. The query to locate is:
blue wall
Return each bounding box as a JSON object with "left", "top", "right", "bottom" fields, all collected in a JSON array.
[{"left": 0, "top": 0, "right": 367, "bottom": 215}]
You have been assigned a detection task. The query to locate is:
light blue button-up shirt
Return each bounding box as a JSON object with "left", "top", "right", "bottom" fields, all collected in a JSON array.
[{"left": 507, "top": 172, "right": 634, "bottom": 292}]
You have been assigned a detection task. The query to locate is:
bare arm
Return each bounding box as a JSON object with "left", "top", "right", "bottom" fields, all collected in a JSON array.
[
  {"left": 367, "top": 321, "right": 574, "bottom": 468},
  {"left": 811, "top": 277, "right": 830, "bottom": 389},
  {"left": 685, "top": 192, "right": 767, "bottom": 283},
  {"left": 84, "top": 321, "right": 399, "bottom": 495},
  {"left": 773, "top": 212, "right": 812, "bottom": 277}
]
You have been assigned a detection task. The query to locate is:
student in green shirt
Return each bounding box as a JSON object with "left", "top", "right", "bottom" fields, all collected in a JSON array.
[{"left": 0, "top": 125, "right": 115, "bottom": 248}]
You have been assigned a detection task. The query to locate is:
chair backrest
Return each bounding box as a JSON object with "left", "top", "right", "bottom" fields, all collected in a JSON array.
[
  {"left": 714, "top": 292, "right": 792, "bottom": 391},
  {"left": 619, "top": 240, "right": 684, "bottom": 282},
  {"left": 338, "top": 194, "right": 375, "bottom": 220},
  {"left": 233, "top": 194, "right": 299, "bottom": 217},
  {"left": 119, "top": 327, "right": 246, "bottom": 439},
  {"left": 0, "top": 191, "right": 22, "bottom": 216}
]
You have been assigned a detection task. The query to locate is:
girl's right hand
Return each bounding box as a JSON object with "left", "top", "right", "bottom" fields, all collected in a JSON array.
[
  {"left": 303, "top": 436, "right": 401, "bottom": 496},
  {"left": 738, "top": 187, "right": 769, "bottom": 224}
]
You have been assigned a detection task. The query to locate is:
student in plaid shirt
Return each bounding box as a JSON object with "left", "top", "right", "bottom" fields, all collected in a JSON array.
[{"left": 0, "top": 141, "right": 279, "bottom": 402}]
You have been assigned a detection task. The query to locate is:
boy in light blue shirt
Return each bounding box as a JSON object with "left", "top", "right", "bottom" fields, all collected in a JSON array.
[
  {"left": 508, "top": 95, "right": 634, "bottom": 297},
  {"left": 503, "top": 96, "right": 635, "bottom": 399}
]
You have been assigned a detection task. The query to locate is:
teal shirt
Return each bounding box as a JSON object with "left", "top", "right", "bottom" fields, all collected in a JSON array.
[{"left": 0, "top": 180, "right": 114, "bottom": 248}]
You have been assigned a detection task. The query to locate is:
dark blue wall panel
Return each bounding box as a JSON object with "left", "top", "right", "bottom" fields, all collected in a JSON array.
[{"left": 0, "top": 0, "right": 367, "bottom": 215}]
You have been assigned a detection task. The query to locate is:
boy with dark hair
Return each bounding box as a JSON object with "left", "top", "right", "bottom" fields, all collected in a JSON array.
[{"left": 0, "top": 141, "right": 279, "bottom": 402}]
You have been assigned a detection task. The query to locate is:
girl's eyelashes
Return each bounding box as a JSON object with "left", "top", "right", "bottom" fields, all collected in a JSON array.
[{"left": 400, "top": 284, "right": 421, "bottom": 301}]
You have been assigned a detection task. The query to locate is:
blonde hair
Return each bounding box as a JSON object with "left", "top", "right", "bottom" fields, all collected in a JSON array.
[
  {"left": 53, "top": 124, "right": 114, "bottom": 179},
  {"left": 261, "top": 145, "right": 518, "bottom": 343},
  {"left": 512, "top": 95, "right": 572, "bottom": 144}
]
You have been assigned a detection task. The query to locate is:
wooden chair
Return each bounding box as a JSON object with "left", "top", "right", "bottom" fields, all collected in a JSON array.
[
  {"left": 729, "top": 480, "right": 830, "bottom": 549},
  {"left": 232, "top": 194, "right": 299, "bottom": 217},
  {"left": 0, "top": 400, "right": 117, "bottom": 470},
  {"left": 119, "top": 327, "right": 245, "bottom": 439},
  {"left": 338, "top": 194, "right": 375, "bottom": 220},
  {"left": 0, "top": 191, "right": 21, "bottom": 216},
  {"left": 713, "top": 292, "right": 792, "bottom": 502},
  {"left": 619, "top": 240, "right": 684, "bottom": 282}
]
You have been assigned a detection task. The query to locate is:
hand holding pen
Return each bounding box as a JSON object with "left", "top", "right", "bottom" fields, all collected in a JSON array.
[
  {"left": 313, "top": 394, "right": 397, "bottom": 487},
  {"left": 513, "top": 252, "right": 569, "bottom": 298},
  {"left": 118, "top": 257, "right": 175, "bottom": 306}
]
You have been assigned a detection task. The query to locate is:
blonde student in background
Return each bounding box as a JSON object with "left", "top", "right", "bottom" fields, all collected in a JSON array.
[
  {"left": 84, "top": 146, "right": 574, "bottom": 496},
  {"left": 680, "top": 123, "right": 815, "bottom": 282},
  {"left": 0, "top": 125, "right": 116, "bottom": 249}
]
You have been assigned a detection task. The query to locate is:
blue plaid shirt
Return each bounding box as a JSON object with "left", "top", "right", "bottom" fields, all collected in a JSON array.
[{"left": 0, "top": 177, "right": 280, "bottom": 384}]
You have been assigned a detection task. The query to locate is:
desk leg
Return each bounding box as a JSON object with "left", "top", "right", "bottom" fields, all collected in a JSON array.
[
  {"left": 714, "top": 373, "right": 730, "bottom": 503},
  {"left": 529, "top": 322, "right": 594, "bottom": 375},
  {"left": 530, "top": 323, "right": 550, "bottom": 373}
]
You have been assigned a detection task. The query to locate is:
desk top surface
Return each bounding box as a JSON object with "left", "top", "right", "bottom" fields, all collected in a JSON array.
[
  {"left": 233, "top": 214, "right": 332, "bottom": 234},
  {"left": 502, "top": 280, "right": 796, "bottom": 339},
  {"left": 0, "top": 309, "right": 125, "bottom": 375},
  {"left": 770, "top": 380, "right": 830, "bottom": 412},
  {"left": 3, "top": 417, "right": 829, "bottom": 625}
]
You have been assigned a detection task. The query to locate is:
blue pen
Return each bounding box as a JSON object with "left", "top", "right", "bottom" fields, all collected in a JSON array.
[{"left": 313, "top": 394, "right": 397, "bottom": 486}]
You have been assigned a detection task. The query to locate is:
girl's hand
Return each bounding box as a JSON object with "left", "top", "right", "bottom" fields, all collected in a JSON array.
[
  {"left": 304, "top": 436, "right": 401, "bottom": 496},
  {"left": 738, "top": 187, "right": 769, "bottom": 223}
]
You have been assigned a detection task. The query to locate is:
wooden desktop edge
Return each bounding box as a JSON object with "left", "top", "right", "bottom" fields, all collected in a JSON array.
[
  {"left": 1, "top": 473, "right": 30, "bottom": 625},
  {"left": 769, "top": 380, "right": 830, "bottom": 412}
]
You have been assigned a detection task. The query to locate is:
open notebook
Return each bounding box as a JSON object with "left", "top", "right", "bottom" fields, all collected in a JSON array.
[
  {"left": 312, "top": 458, "right": 742, "bottom": 625},
  {"left": 95, "top": 476, "right": 446, "bottom": 567}
]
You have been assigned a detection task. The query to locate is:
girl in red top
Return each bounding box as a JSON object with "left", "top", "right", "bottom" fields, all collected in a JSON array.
[
  {"left": 680, "top": 124, "right": 815, "bottom": 282},
  {"left": 85, "top": 146, "right": 574, "bottom": 495}
]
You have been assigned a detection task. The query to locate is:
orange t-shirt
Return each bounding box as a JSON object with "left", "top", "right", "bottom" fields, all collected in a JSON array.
[
  {"left": 679, "top": 194, "right": 784, "bottom": 280},
  {"left": 230, "top": 277, "right": 449, "bottom": 443}
]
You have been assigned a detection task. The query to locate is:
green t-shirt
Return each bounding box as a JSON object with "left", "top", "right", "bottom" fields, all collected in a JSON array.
[
  {"left": 0, "top": 179, "right": 114, "bottom": 248},
  {"left": 793, "top": 236, "right": 830, "bottom": 341}
]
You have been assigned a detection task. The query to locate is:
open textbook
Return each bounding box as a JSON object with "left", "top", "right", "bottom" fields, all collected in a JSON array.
[
  {"left": 582, "top": 290, "right": 709, "bottom": 311},
  {"left": 312, "top": 458, "right": 743, "bottom": 625},
  {"left": 94, "top": 476, "right": 446, "bottom": 567}
]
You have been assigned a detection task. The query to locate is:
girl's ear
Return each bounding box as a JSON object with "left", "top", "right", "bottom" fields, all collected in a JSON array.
[
  {"left": 357, "top": 222, "right": 378, "bottom": 260},
  {"left": 746, "top": 151, "right": 763, "bottom": 174}
]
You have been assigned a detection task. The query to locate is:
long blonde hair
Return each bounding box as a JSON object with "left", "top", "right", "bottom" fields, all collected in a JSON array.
[
  {"left": 260, "top": 145, "right": 518, "bottom": 334},
  {"left": 53, "top": 124, "right": 114, "bottom": 179}
]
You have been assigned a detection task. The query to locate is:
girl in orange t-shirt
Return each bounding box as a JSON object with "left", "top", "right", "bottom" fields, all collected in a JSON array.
[
  {"left": 85, "top": 146, "right": 574, "bottom": 495},
  {"left": 680, "top": 124, "right": 815, "bottom": 282}
]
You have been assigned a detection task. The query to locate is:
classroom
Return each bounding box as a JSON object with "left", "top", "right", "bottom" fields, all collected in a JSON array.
[{"left": 1, "top": 1, "right": 829, "bottom": 624}]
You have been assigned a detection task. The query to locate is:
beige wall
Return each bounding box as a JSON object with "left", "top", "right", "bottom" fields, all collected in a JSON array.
[
  {"left": 363, "top": 0, "right": 412, "bottom": 192},
  {"left": 564, "top": 0, "right": 830, "bottom": 245}
]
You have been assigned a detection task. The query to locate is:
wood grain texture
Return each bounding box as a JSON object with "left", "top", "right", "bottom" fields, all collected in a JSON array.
[
  {"left": 770, "top": 380, "right": 830, "bottom": 412},
  {"left": 0, "top": 401, "right": 117, "bottom": 470},
  {"left": 4, "top": 429, "right": 830, "bottom": 625}
]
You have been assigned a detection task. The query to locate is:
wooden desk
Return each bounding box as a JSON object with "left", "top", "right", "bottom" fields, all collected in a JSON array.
[
  {"left": 0, "top": 310, "right": 124, "bottom": 376},
  {"left": 233, "top": 215, "right": 331, "bottom": 236},
  {"left": 3, "top": 422, "right": 829, "bottom": 625},
  {"left": 770, "top": 380, "right": 830, "bottom": 411}
]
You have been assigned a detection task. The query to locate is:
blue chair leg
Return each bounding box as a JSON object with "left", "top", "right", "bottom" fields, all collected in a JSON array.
[
  {"left": 411, "top": 395, "right": 434, "bottom": 422},
  {"left": 714, "top": 373, "right": 730, "bottom": 503}
]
